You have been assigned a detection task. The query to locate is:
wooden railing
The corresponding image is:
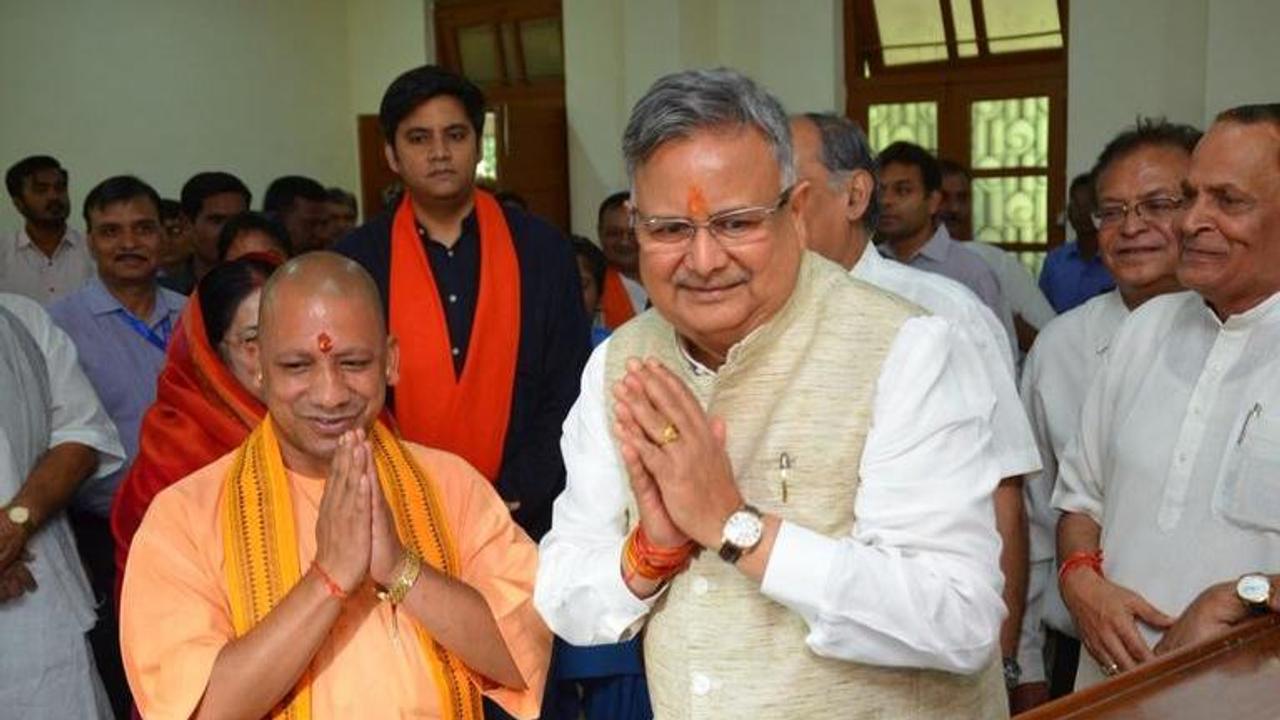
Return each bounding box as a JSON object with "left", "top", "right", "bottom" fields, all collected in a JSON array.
[{"left": 1020, "top": 613, "right": 1280, "bottom": 719}]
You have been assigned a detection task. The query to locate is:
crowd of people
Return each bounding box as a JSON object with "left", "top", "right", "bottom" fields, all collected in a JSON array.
[{"left": 1, "top": 60, "right": 1277, "bottom": 720}]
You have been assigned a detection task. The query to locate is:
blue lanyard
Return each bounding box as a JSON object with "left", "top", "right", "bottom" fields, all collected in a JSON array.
[{"left": 118, "top": 311, "right": 171, "bottom": 352}]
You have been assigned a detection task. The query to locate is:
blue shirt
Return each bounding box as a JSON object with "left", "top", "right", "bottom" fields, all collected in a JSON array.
[
  {"left": 1038, "top": 241, "right": 1115, "bottom": 314},
  {"left": 47, "top": 277, "right": 186, "bottom": 516}
]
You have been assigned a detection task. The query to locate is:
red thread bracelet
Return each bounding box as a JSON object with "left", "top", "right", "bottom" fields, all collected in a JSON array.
[
  {"left": 1058, "top": 549, "right": 1104, "bottom": 584},
  {"left": 313, "top": 561, "right": 349, "bottom": 600}
]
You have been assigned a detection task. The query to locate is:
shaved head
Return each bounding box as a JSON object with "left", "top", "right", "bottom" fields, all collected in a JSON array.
[
  {"left": 257, "top": 251, "right": 398, "bottom": 477},
  {"left": 260, "top": 251, "right": 384, "bottom": 340}
]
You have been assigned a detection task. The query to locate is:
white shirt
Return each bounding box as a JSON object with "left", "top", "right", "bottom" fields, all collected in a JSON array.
[
  {"left": 1016, "top": 290, "right": 1128, "bottom": 680},
  {"left": 964, "top": 240, "right": 1057, "bottom": 330},
  {"left": 853, "top": 242, "right": 1040, "bottom": 480},
  {"left": 0, "top": 227, "right": 95, "bottom": 304},
  {"left": 620, "top": 273, "right": 648, "bottom": 314},
  {"left": 536, "top": 313, "right": 1008, "bottom": 674},
  {"left": 1053, "top": 290, "right": 1280, "bottom": 648},
  {"left": 0, "top": 292, "right": 123, "bottom": 718},
  {"left": 1022, "top": 290, "right": 1128, "bottom": 570}
]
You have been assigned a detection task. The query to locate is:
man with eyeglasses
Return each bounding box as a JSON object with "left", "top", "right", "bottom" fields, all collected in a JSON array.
[
  {"left": 537, "top": 69, "right": 1011, "bottom": 718},
  {"left": 1018, "top": 119, "right": 1199, "bottom": 699},
  {"left": 1052, "top": 104, "right": 1280, "bottom": 689}
]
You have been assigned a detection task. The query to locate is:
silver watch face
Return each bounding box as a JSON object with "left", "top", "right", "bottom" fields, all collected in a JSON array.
[
  {"left": 1238, "top": 574, "right": 1271, "bottom": 605},
  {"left": 724, "top": 510, "right": 763, "bottom": 549}
]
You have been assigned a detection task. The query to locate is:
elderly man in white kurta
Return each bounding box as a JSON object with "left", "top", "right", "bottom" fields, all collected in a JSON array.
[
  {"left": 0, "top": 292, "right": 125, "bottom": 718},
  {"left": 789, "top": 111, "right": 1042, "bottom": 705},
  {"left": 1054, "top": 104, "right": 1280, "bottom": 688},
  {"left": 535, "top": 69, "right": 1009, "bottom": 719},
  {"left": 1020, "top": 119, "right": 1200, "bottom": 696}
]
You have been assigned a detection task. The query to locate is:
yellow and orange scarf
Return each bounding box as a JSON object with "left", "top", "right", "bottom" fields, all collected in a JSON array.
[{"left": 220, "top": 418, "right": 482, "bottom": 720}]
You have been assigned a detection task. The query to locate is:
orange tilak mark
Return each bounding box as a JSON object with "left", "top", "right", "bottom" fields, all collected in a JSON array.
[
  {"left": 317, "top": 332, "right": 333, "bottom": 354},
  {"left": 686, "top": 185, "right": 709, "bottom": 217}
]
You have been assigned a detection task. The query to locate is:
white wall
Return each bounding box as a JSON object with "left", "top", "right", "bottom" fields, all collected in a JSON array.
[
  {"left": 1203, "top": 0, "right": 1280, "bottom": 115},
  {"left": 563, "top": 0, "right": 842, "bottom": 238},
  {"left": 0, "top": 1, "right": 430, "bottom": 232},
  {"left": 1066, "top": 0, "right": 1279, "bottom": 181}
]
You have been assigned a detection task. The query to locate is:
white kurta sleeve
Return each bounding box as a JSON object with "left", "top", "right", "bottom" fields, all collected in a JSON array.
[
  {"left": 1051, "top": 356, "right": 1112, "bottom": 524},
  {"left": 758, "top": 316, "right": 1006, "bottom": 674},
  {"left": 3, "top": 293, "right": 123, "bottom": 477},
  {"left": 534, "top": 340, "right": 659, "bottom": 645}
]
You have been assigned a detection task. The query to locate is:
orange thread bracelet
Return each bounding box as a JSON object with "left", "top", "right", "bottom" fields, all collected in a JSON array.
[
  {"left": 313, "top": 561, "right": 349, "bottom": 600},
  {"left": 1058, "top": 549, "right": 1104, "bottom": 584},
  {"left": 623, "top": 527, "right": 695, "bottom": 583}
]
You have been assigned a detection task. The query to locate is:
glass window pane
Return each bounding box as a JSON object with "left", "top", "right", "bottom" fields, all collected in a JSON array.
[
  {"left": 973, "top": 175, "right": 1048, "bottom": 246},
  {"left": 478, "top": 110, "right": 498, "bottom": 182},
  {"left": 873, "top": 0, "right": 947, "bottom": 66},
  {"left": 501, "top": 22, "right": 521, "bottom": 82},
  {"left": 971, "top": 96, "right": 1049, "bottom": 169},
  {"left": 458, "top": 25, "right": 501, "bottom": 85},
  {"left": 868, "top": 101, "right": 938, "bottom": 154},
  {"left": 520, "top": 18, "right": 563, "bottom": 80},
  {"left": 982, "top": 0, "right": 1062, "bottom": 53},
  {"left": 950, "top": 0, "right": 978, "bottom": 57}
]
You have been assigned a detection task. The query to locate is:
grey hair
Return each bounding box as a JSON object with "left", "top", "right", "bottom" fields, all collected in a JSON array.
[
  {"left": 800, "top": 112, "right": 880, "bottom": 232},
  {"left": 623, "top": 68, "right": 795, "bottom": 190}
]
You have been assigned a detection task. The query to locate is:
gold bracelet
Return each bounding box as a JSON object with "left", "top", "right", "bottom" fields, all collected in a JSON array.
[{"left": 376, "top": 550, "right": 422, "bottom": 605}]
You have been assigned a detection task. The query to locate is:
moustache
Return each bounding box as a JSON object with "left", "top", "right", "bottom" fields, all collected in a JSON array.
[{"left": 672, "top": 269, "right": 751, "bottom": 291}]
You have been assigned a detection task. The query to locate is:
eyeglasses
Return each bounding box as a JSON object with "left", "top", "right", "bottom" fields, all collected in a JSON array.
[
  {"left": 631, "top": 186, "right": 794, "bottom": 251},
  {"left": 1091, "top": 196, "right": 1185, "bottom": 229}
]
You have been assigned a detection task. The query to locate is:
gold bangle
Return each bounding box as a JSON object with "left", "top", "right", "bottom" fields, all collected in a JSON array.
[{"left": 376, "top": 550, "right": 422, "bottom": 605}]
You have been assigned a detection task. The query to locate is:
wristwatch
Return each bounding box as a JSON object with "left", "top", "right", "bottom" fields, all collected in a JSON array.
[
  {"left": 1236, "top": 573, "right": 1272, "bottom": 614},
  {"left": 5, "top": 505, "right": 30, "bottom": 529},
  {"left": 1002, "top": 657, "right": 1022, "bottom": 691},
  {"left": 718, "top": 504, "right": 763, "bottom": 564}
]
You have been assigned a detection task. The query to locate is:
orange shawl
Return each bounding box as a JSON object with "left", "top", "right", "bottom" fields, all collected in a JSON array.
[
  {"left": 600, "top": 267, "right": 637, "bottom": 329},
  {"left": 111, "top": 291, "right": 265, "bottom": 601},
  {"left": 389, "top": 191, "right": 520, "bottom": 482}
]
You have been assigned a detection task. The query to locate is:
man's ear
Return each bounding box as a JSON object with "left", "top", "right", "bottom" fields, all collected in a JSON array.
[
  {"left": 384, "top": 334, "right": 400, "bottom": 387},
  {"left": 786, "top": 178, "right": 812, "bottom": 246},
  {"left": 846, "top": 170, "right": 874, "bottom": 225},
  {"left": 926, "top": 188, "right": 943, "bottom": 216},
  {"left": 383, "top": 143, "right": 402, "bottom": 176}
]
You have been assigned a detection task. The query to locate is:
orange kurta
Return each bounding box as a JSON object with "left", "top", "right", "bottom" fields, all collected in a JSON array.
[{"left": 120, "top": 442, "right": 550, "bottom": 720}]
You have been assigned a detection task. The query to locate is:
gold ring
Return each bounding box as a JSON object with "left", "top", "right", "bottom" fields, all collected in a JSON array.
[
  {"left": 1103, "top": 662, "right": 1119, "bottom": 676},
  {"left": 659, "top": 423, "right": 680, "bottom": 445}
]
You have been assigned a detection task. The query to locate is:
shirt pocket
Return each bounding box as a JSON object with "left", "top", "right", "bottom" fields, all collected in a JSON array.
[{"left": 1217, "top": 414, "right": 1280, "bottom": 533}]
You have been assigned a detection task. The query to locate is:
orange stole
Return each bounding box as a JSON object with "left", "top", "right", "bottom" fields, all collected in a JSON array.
[
  {"left": 600, "top": 267, "right": 637, "bottom": 330},
  {"left": 220, "top": 419, "right": 482, "bottom": 720},
  {"left": 389, "top": 191, "right": 520, "bottom": 482}
]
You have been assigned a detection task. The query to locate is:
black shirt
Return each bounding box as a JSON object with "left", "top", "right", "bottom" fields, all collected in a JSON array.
[
  {"left": 336, "top": 203, "right": 590, "bottom": 539},
  {"left": 417, "top": 218, "right": 480, "bottom": 376}
]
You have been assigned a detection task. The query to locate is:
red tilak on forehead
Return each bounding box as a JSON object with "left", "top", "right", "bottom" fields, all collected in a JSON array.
[
  {"left": 687, "top": 185, "right": 708, "bottom": 217},
  {"left": 317, "top": 332, "right": 333, "bottom": 354}
]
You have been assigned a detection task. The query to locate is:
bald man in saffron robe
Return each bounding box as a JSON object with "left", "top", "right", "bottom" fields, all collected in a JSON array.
[{"left": 120, "top": 253, "right": 550, "bottom": 720}]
